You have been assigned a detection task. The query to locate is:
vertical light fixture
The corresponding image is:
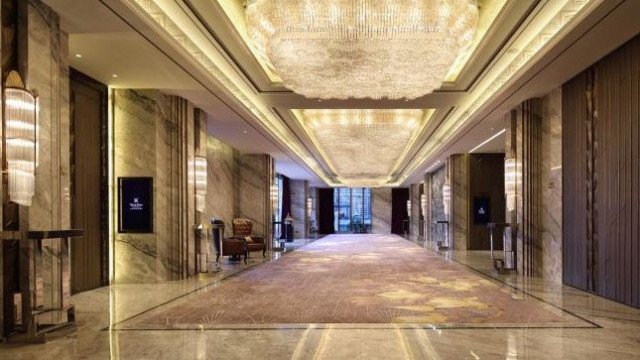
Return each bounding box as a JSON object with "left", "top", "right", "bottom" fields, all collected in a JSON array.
[
  {"left": 406, "top": 199, "right": 412, "bottom": 219},
  {"left": 442, "top": 181, "right": 451, "bottom": 216},
  {"left": 194, "top": 156, "right": 207, "bottom": 212},
  {"left": 270, "top": 182, "right": 278, "bottom": 209},
  {"left": 420, "top": 193, "right": 427, "bottom": 216},
  {"left": 3, "top": 70, "right": 38, "bottom": 207},
  {"left": 504, "top": 157, "right": 517, "bottom": 212},
  {"left": 306, "top": 197, "right": 313, "bottom": 219}
]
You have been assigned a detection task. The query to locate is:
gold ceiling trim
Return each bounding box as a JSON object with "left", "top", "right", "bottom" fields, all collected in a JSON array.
[
  {"left": 127, "top": 0, "right": 339, "bottom": 186},
  {"left": 397, "top": 0, "right": 599, "bottom": 184}
]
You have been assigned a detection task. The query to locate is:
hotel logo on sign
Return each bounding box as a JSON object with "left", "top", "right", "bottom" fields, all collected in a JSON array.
[{"left": 129, "top": 197, "right": 144, "bottom": 211}]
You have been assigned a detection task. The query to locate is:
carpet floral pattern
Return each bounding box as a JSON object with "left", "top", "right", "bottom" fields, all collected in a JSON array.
[{"left": 125, "top": 235, "right": 579, "bottom": 328}]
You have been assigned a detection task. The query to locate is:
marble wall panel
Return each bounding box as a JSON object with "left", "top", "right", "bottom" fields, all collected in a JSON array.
[
  {"left": 238, "top": 154, "right": 273, "bottom": 240},
  {"left": 21, "top": 0, "right": 71, "bottom": 314},
  {"left": 112, "top": 89, "right": 197, "bottom": 283},
  {"left": 27, "top": 0, "right": 70, "bottom": 230},
  {"left": 428, "top": 166, "right": 447, "bottom": 243},
  {"left": 539, "top": 88, "right": 563, "bottom": 282},
  {"left": 506, "top": 89, "right": 562, "bottom": 281},
  {"left": 371, "top": 188, "right": 392, "bottom": 234},
  {"left": 290, "top": 180, "right": 308, "bottom": 238},
  {"left": 449, "top": 154, "right": 469, "bottom": 251},
  {"left": 410, "top": 184, "right": 421, "bottom": 237},
  {"left": 203, "top": 135, "right": 239, "bottom": 237}
]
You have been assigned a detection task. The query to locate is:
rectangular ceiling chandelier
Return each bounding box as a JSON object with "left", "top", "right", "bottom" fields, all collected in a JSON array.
[{"left": 300, "top": 109, "right": 426, "bottom": 187}]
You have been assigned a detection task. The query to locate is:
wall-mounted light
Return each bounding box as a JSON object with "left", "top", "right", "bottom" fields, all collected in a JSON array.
[
  {"left": 270, "top": 182, "right": 278, "bottom": 209},
  {"left": 505, "top": 157, "right": 517, "bottom": 212},
  {"left": 306, "top": 197, "right": 313, "bottom": 219},
  {"left": 194, "top": 156, "right": 207, "bottom": 212},
  {"left": 442, "top": 181, "right": 451, "bottom": 216},
  {"left": 420, "top": 193, "right": 427, "bottom": 216},
  {"left": 406, "top": 199, "right": 412, "bottom": 219},
  {"left": 3, "top": 71, "right": 38, "bottom": 207}
]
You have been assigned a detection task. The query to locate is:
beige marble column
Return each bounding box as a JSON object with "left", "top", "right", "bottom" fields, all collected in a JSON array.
[
  {"left": 203, "top": 135, "right": 239, "bottom": 237},
  {"left": 290, "top": 179, "right": 308, "bottom": 239},
  {"left": 238, "top": 154, "right": 273, "bottom": 246},
  {"left": 112, "top": 89, "right": 198, "bottom": 283},
  {"left": 371, "top": 188, "right": 392, "bottom": 234},
  {"left": 448, "top": 154, "right": 469, "bottom": 251},
  {"left": 428, "top": 165, "right": 448, "bottom": 244},
  {"left": 505, "top": 89, "right": 563, "bottom": 281}
]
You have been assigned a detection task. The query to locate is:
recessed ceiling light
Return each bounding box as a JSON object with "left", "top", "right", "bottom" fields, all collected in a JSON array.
[
  {"left": 75, "top": 53, "right": 82, "bottom": 58},
  {"left": 243, "top": 129, "right": 247, "bottom": 134},
  {"left": 112, "top": 74, "right": 118, "bottom": 78}
]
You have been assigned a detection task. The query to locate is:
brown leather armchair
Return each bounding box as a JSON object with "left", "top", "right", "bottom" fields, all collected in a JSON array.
[
  {"left": 213, "top": 221, "right": 247, "bottom": 264},
  {"left": 232, "top": 218, "right": 266, "bottom": 259}
]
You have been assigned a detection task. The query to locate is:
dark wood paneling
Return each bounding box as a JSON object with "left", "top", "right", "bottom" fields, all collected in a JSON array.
[
  {"left": 391, "top": 188, "right": 410, "bottom": 235},
  {"left": 70, "top": 69, "right": 108, "bottom": 293},
  {"left": 563, "top": 34, "right": 640, "bottom": 308},
  {"left": 468, "top": 154, "right": 505, "bottom": 250}
]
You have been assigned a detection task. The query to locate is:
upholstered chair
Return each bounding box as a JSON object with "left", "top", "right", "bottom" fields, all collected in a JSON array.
[{"left": 232, "top": 218, "right": 266, "bottom": 258}]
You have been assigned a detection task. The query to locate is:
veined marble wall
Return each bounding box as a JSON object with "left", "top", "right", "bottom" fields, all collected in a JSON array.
[
  {"left": 410, "top": 184, "right": 421, "bottom": 237},
  {"left": 308, "top": 187, "right": 318, "bottom": 225},
  {"left": 506, "top": 88, "right": 562, "bottom": 281},
  {"left": 449, "top": 154, "right": 469, "bottom": 251},
  {"left": 238, "top": 154, "right": 273, "bottom": 244},
  {"left": 290, "top": 179, "right": 308, "bottom": 239},
  {"left": 371, "top": 188, "right": 392, "bottom": 234},
  {"left": 203, "top": 135, "right": 239, "bottom": 237},
  {"left": 28, "top": 0, "right": 70, "bottom": 231},
  {"left": 428, "top": 166, "right": 447, "bottom": 244},
  {"left": 112, "top": 89, "right": 197, "bottom": 283},
  {"left": 539, "top": 88, "right": 562, "bottom": 282}
]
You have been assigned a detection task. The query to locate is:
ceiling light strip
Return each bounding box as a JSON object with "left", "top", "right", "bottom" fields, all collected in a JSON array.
[{"left": 469, "top": 128, "right": 506, "bottom": 153}]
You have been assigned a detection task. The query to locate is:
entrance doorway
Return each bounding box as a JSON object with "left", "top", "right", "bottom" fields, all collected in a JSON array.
[
  {"left": 69, "top": 69, "right": 108, "bottom": 293},
  {"left": 333, "top": 188, "right": 372, "bottom": 233}
]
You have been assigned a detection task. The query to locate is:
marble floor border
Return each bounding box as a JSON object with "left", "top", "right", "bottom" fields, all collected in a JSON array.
[
  {"left": 402, "top": 236, "right": 603, "bottom": 329},
  {"left": 107, "top": 237, "right": 322, "bottom": 330}
]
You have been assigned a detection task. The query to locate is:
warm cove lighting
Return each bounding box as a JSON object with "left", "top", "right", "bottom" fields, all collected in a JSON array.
[
  {"left": 3, "top": 71, "right": 39, "bottom": 206},
  {"left": 246, "top": 0, "right": 478, "bottom": 100}
]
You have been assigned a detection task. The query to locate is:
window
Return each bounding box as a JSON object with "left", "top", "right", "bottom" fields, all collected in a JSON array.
[{"left": 333, "top": 188, "right": 372, "bottom": 233}]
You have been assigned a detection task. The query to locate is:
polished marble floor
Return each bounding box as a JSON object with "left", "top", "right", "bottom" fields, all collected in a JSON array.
[{"left": 2, "top": 235, "right": 640, "bottom": 359}]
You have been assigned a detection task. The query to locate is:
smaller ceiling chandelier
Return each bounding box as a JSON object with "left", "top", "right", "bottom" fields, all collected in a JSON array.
[
  {"left": 302, "top": 109, "right": 424, "bottom": 186},
  {"left": 246, "top": 0, "right": 478, "bottom": 99}
]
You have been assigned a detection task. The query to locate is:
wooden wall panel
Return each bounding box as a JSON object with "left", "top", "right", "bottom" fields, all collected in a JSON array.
[
  {"left": 468, "top": 154, "right": 505, "bottom": 250},
  {"left": 563, "top": 34, "right": 640, "bottom": 308},
  {"left": 70, "top": 69, "right": 108, "bottom": 293}
]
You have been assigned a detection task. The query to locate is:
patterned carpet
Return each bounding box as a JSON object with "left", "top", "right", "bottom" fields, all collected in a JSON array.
[{"left": 123, "top": 234, "right": 584, "bottom": 328}]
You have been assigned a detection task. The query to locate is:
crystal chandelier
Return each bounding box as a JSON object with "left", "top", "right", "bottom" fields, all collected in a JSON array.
[
  {"left": 302, "top": 109, "right": 424, "bottom": 186},
  {"left": 3, "top": 71, "right": 39, "bottom": 207},
  {"left": 246, "top": 0, "right": 478, "bottom": 99}
]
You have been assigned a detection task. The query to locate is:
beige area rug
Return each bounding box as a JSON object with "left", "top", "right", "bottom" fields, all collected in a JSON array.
[{"left": 119, "top": 234, "right": 591, "bottom": 329}]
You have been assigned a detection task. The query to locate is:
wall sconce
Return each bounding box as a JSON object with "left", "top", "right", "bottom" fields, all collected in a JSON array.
[
  {"left": 442, "top": 181, "right": 451, "bottom": 216},
  {"left": 420, "top": 193, "right": 427, "bottom": 216},
  {"left": 505, "top": 157, "right": 517, "bottom": 212},
  {"left": 3, "top": 71, "right": 38, "bottom": 207},
  {"left": 406, "top": 199, "right": 412, "bottom": 219},
  {"left": 270, "top": 182, "right": 278, "bottom": 209},
  {"left": 306, "top": 197, "right": 313, "bottom": 219},
  {"left": 194, "top": 156, "right": 207, "bottom": 212}
]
